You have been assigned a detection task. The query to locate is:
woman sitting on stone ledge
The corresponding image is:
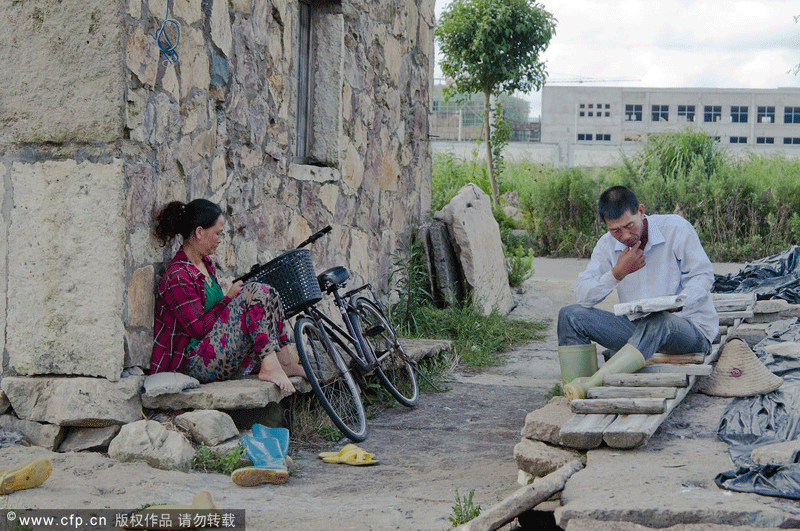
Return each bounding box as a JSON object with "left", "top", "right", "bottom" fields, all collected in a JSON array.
[{"left": 150, "top": 199, "right": 305, "bottom": 393}]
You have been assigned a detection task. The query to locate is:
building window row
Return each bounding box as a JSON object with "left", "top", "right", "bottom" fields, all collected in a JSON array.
[{"left": 577, "top": 133, "right": 611, "bottom": 141}]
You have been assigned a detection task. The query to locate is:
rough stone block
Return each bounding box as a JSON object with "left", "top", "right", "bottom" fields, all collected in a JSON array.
[
  {"left": 108, "top": 420, "right": 195, "bottom": 471},
  {"left": 514, "top": 438, "right": 582, "bottom": 478},
  {"left": 521, "top": 396, "right": 572, "bottom": 445},
  {"left": 0, "top": 414, "right": 64, "bottom": 451},
  {"left": 0, "top": 391, "right": 9, "bottom": 414},
  {"left": 175, "top": 410, "right": 238, "bottom": 446},
  {"left": 2, "top": 376, "right": 144, "bottom": 426},
  {"left": 7, "top": 160, "right": 126, "bottom": 381},
  {"left": 141, "top": 377, "right": 309, "bottom": 410},
  {"left": 0, "top": 162, "right": 5, "bottom": 375},
  {"left": 0, "top": 0, "right": 124, "bottom": 143},
  {"left": 58, "top": 425, "right": 121, "bottom": 453},
  {"left": 423, "top": 220, "right": 463, "bottom": 306},
  {"left": 126, "top": 329, "right": 154, "bottom": 369},
  {"left": 442, "top": 184, "right": 514, "bottom": 315},
  {"left": 127, "top": 265, "right": 155, "bottom": 328}
]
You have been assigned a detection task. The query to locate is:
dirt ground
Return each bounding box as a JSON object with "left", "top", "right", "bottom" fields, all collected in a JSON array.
[{"left": 0, "top": 258, "right": 746, "bottom": 531}]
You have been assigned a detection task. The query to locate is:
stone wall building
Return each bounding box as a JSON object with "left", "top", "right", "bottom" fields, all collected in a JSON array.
[{"left": 0, "top": 0, "right": 434, "bottom": 390}]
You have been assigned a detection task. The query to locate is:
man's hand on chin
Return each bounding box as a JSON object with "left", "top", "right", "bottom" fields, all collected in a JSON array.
[{"left": 612, "top": 246, "right": 646, "bottom": 281}]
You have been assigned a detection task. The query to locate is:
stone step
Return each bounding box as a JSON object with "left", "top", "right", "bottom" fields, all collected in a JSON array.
[{"left": 143, "top": 338, "right": 451, "bottom": 411}]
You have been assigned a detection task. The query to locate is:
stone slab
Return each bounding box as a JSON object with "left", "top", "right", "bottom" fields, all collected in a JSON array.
[
  {"left": 442, "top": 184, "right": 514, "bottom": 315},
  {"left": 2, "top": 376, "right": 144, "bottom": 426},
  {"left": 6, "top": 159, "right": 126, "bottom": 381},
  {"left": 141, "top": 377, "right": 310, "bottom": 410},
  {"left": 520, "top": 396, "right": 572, "bottom": 445},
  {"left": 556, "top": 437, "right": 800, "bottom": 529},
  {"left": 0, "top": 0, "right": 124, "bottom": 143},
  {"left": 58, "top": 425, "right": 121, "bottom": 453},
  {"left": 0, "top": 414, "right": 64, "bottom": 451},
  {"left": 514, "top": 438, "right": 582, "bottom": 478},
  {"left": 565, "top": 519, "right": 788, "bottom": 531}
]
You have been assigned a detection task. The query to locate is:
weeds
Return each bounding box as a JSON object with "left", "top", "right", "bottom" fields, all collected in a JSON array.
[
  {"left": 544, "top": 383, "right": 563, "bottom": 401},
  {"left": 449, "top": 487, "right": 481, "bottom": 527},
  {"left": 192, "top": 443, "right": 245, "bottom": 475}
]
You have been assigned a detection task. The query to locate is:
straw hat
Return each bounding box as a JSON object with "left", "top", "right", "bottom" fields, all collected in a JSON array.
[{"left": 699, "top": 339, "right": 784, "bottom": 397}]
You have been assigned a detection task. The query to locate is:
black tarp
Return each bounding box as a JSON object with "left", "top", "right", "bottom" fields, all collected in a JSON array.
[
  {"left": 713, "top": 319, "right": 800, "bottom": 499},
  {"left": 713, "top": 246, "right": 800, "bottom": 303}
]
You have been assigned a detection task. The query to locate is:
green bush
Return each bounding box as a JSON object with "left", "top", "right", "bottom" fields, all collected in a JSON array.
[{"left": 432, "top": 130, "right": 800, "bottom": 263}]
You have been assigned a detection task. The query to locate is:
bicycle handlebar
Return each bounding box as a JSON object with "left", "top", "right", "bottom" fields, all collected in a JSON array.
[
  {"left": 233, "top": 225, "right": 332, "bottom": 284},
  {"left": 296, "top": 225, "right": 332, "bottom": 249}
]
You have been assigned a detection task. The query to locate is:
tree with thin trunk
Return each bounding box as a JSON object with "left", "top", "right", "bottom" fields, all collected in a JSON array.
[{"left": 436, "top": 0, "right": 556, "bottom": 208}]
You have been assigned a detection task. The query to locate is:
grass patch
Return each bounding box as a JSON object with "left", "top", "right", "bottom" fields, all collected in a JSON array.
[
  {"left": 398, "top": 302, "right": 547, "bottom": 371},
  {"left": 192, "top": 443, "right": 246, "bottom": 475}
]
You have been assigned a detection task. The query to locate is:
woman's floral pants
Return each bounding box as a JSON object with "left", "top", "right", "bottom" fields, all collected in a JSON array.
[{"left": 185, "top": 282, "right": 290, "bottom": 383}]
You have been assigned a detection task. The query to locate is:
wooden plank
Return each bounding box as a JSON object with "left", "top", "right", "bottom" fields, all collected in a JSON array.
[
  {"left": 646, "top": 352, "right": 705, "bottom": 365},
  {"left": 602, "top": 375, "right": 696, "bottom": 449},
  {"left": 604, "top": 373, "right": 688, "bottom": 387},
  {"left": 717, "top": 310, "right": 754, "bottom": 320},
  {"left": 559, "top": 414, "right": 616, "bottom": 450},
  {"left": 588, "top": 386, "right": 677, "bottom": 399},
  {"left": 571, "top": 398, "right": 666, "bottom": 415},
  {"left": 638, "top": 364, "right": 713, "bottom": 375}
]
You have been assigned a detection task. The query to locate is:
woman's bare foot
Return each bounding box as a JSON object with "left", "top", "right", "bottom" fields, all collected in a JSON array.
[
  {"left": 258, "top": 352, "right": 295, "bottom": 393},
  {"left": 277, "top": 344, "right": 307, "bottom": 380}
]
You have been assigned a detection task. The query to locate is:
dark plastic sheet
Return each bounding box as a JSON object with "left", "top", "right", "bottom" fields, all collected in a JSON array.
[
  {"left": 713, "top": 246, "right": 800, "bottom": 303},
  {"left": 714, "top": 319, "right": 800, "bottom": 499}
]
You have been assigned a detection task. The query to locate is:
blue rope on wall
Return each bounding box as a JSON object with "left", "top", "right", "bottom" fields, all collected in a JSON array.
[{"left": 156, "top": 0, "right": 180, "bottom": 64}]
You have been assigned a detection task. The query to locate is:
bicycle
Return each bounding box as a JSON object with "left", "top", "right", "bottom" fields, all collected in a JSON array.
[{"left": 236, "top": 225, "right": 419, "bottom": 442}]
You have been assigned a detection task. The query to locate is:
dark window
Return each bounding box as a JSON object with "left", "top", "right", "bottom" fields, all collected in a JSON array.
[
  {"left": 625, "top": 104, "right": 642, "bottom": 121},
  {"left": 756, "top": 137, "right": 774, "bottom": 144},
  {"left": 704, "top": 106, "right": 721, "bottom": 123},
  {"left": 785, "top": 107, "right": 800, "bottom": 124},
  {"left": 757, "top": 107, "right": 775, "bottom": 124},
  {"left": 731, "top": 106, "right": 748, "bottom": 123},
  {"left": 577, "top": 133, "right": 591, "bottom": 141},
  {"left": 651, "top": 105, "right": 668, "bottom": 122},
  {"left": 729, "top": 136, "right": 747, "bottom": 144},
  {"left": 595, "top": 134, "right": 611, "bottom": 141},
  {"left": 783, "top": 137, "right": 800, "bottom": 144},
  {"left": 677, "top": 105, "right": 695, "bottom": 122},
  {"left": 579, "top": 111, "right": 585, "bottom": 117}
]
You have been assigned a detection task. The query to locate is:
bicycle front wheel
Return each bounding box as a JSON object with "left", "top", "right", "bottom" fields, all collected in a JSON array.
[
  {"left": 354, "top": 297, "right": 419, "bottom": 407},
  {"left": 294, "top": 317, "right": 368, "bottom": 442}
]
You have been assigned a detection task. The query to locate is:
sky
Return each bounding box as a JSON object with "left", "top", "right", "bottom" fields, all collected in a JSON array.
[{"left": 434, "top": 0, "right": 800, "bottom": 119}]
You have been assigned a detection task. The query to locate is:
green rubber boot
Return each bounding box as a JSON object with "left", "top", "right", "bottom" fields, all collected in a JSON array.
[
  {"left": 558, "top": 344, "right": 599, "bottom": 386},
  {"left": 563, "top": 343, "right": 646, "bottom": 401},
  {"left": 231, "top": 435, "right": 289, "bottom": 487}
]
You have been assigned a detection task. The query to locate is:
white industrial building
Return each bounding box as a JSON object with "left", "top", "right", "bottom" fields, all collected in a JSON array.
[{"left": 540, "top": 86, "right": 800, "bottom": 167}]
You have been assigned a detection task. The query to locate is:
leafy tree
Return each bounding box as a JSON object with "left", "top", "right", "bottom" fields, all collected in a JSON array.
[{"left": 436, "top": 0, "right": 556, "bottom": 207}]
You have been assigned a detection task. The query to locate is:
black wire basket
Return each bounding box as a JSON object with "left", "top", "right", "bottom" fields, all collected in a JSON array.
[{"left": 246, "top": 248, "right": 322, "bottom": 318}]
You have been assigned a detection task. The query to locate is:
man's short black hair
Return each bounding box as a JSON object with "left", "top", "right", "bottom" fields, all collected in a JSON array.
[{"left": 598, "top": 186, "right": 639, "bottom": 222}]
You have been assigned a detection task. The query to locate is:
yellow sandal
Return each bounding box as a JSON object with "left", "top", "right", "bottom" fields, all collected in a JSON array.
[{"left": 318, "top": 444, "right": 378, "bottom": 466}]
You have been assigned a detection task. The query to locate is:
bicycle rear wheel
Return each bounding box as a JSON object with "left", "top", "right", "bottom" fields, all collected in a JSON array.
[
  {"left": 354, "top": 297, "right": 419, "bottom": 407},
  {"left": 294, "top": 317, "right": 368, "bottom": 442}
]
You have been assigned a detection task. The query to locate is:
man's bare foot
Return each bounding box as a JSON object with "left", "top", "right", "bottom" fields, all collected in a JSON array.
[
  {"left": 258, "top": 352, "right": 295, "bottom": 393},
  {"left": 277, "top": 344, "right": 308, "bottom": 379}
]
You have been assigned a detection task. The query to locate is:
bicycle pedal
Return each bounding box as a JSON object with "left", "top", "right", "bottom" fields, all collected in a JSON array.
[{"left": 364, "top": 323, "right": 385, "bottom": 337}]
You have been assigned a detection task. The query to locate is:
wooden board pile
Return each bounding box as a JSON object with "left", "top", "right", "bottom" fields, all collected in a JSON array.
[{"left": 559, "top": 292, "right": 757, "bottom": 450}]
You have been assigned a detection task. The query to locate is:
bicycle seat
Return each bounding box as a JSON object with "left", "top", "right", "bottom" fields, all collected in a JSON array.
[{"left": 318, "top": 266, "right": 350, "bottom": 293}]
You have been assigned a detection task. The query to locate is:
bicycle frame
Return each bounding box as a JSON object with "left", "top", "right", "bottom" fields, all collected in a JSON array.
[{"left": 298, "top": 282, "right": 380, "bottom": 374}]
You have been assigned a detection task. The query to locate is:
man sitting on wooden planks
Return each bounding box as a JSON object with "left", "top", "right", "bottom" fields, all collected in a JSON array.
[{"left": 557, "top": 186, "right": 719, "bottom": 401}]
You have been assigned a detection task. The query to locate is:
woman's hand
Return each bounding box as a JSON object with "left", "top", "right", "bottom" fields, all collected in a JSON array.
[{"left": 226, "top": 280, "right": 244, "bottom": 299}]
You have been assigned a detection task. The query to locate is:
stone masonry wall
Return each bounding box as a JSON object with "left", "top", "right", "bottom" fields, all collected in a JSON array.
[{"left": 0, "top": 0, "right": 434, "bottom": 382}]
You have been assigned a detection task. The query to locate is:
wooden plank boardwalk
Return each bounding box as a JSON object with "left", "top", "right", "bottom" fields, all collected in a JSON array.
[{"left": 559, "top": 292, "right": 756, "bottom": 450}]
